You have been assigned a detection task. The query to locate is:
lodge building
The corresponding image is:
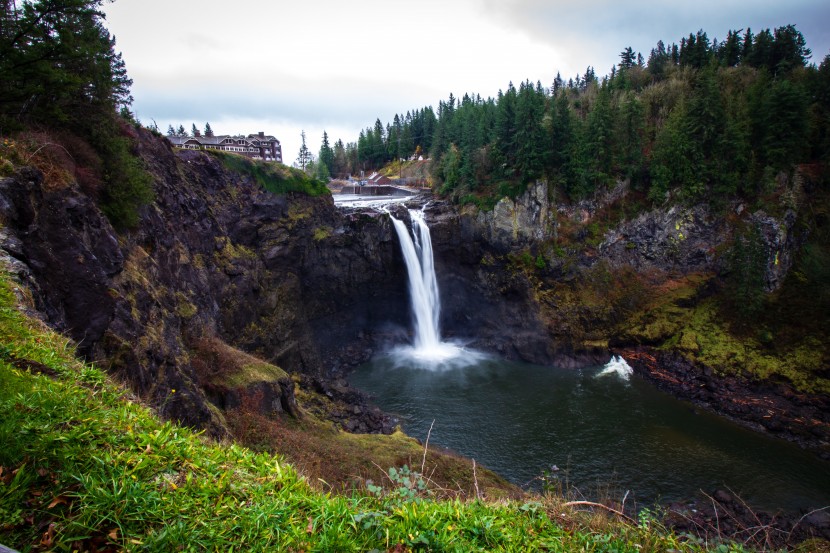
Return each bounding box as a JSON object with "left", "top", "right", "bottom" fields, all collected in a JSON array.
[{"left": 167, "top": 131, "right": 282, "bottom": 163}]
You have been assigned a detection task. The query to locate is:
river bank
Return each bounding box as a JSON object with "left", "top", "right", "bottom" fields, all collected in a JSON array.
[{"left": 623, "top": 348, "right": 830, "bottom": 460}]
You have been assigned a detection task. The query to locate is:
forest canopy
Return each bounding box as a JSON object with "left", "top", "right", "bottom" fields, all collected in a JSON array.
[
  {"left": 0, "top": 0, "right": 152, "bottom": 228},
  {"left": 339, "top": 25, "right": 829, "bottom": 206}
]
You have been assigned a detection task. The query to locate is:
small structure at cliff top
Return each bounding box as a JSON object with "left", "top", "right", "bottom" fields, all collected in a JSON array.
[{"left": 167, "top": 131, "right": 282, "bottom": 163}]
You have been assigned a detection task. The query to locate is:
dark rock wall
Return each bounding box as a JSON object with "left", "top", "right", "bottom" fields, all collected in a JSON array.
[
  {"left": 0, "top": 129, "right": 407, "bottom": 433},
  {"left": 0, "top": 128, "right": 812, "bottom": 437}
]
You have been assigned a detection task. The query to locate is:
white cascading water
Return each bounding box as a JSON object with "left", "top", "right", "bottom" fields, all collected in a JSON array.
[
  {"left": 389, "top": 208, "right": 485, "bottom": 368},
  {"left": 597, "top": 355, "right": 634, "bottom": 380}
]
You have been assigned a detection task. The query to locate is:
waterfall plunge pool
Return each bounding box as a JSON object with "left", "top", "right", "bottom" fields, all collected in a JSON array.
[
  {"left": 350, "top": 355, "right": 830, "bottom": 513},
  {"left": 357, "top": 205, "right": 830, "bottom": 513}
]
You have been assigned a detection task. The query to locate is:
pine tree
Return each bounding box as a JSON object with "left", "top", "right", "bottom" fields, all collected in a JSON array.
[
  {"left": 332, "top": 139, "right": 349, "bottom": 176},
  {"left": 549, "top": 93, "right": 572, "bottom": 176},
  {"left": 493, "top": 83, "right": 518, "bottom": 176},
  {"left": 647, "top": 40, "right": 669, "bottom": 80},
  {"left": 552, "top": 72, "right": 563, "bottom": 96},
  {"left": 771, "top": 24, "right": 811, "bottom": 75},
  {"left": 585, "top": 83, "right": 615, "bottom": 189},
  {"left": 727, "top": 225, "right": 768, "bottom": 323},
  {"left": 296, "top": 130, "right": 313, "bottom": 171},
  {"left": 204, "top": 122, "right": 214, "bottom": 137},
  {"left": 648, "top": 104, "right": 698, "bottom": 202},
  {"left": 318, "top": 130, "right": 335, "bottom": 177},
  {"left": 616, "top": 93, "right": 645, "bottom": 183},
  {"left": 167, "top": 125, "right": 176, "bottom": 136},
  {"left": 762, "top": 79, "right": 808, "bottom": 169},
  {"left": 515, "top": 80, "right": 546, "bottom": 182},
  {"left": 720, "top": 30, "right": 742, "bottom": 67},
  {"left": 619, "top": 47, "right": 636, "bottom": 70},
  {"left": 191, "top": 123, "right": 198, "bottom": 136}
]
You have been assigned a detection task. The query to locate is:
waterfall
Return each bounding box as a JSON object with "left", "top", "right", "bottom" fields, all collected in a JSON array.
[
  {"left": 390, "top": 209, "right": 442, "bottom": 349},
  {"left": 389, "top": 208, "right": 485, "bottom": 368}
]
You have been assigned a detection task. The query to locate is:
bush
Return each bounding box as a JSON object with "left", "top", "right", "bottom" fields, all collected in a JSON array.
[
  {"left": 211, "top": 151, "right": 328, "bottom": 197},
  {"left": 99, "top": 135, "right": 155, "bottom": 230}
]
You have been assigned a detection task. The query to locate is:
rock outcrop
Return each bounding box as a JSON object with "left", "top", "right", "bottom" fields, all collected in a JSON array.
[
  {"left": 0, "top": 128, "right": 818, "bottom": 448},
  {"left": 470, "top": 181, "right": 553, "bottom": 252},
  {"left": 0, "top": 128, "right": 407, "bottom": 434}
]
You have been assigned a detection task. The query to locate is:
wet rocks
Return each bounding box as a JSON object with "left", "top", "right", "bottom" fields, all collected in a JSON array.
[
  {"left": 599, "top": 204, "right": 727, "bottom": 274},
  {"left": 665, "top": 489, "right": 830, "bottom": 549},
  {"left": 300, "top": 376, "right": 396, "bottom": 435},
  {"left": 473, "top": 181, "right": 553, "bottom": 251},
  {"left": 623, "top": 348, "right": 830, "bottom": 460}
]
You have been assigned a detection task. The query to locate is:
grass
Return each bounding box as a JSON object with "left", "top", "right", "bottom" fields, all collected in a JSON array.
[
  {"left": 208, "top": 150, "right": 329, "bottom": 197},
  {"left": 0, "top": 268, "right": 756, "bottom": 552}
]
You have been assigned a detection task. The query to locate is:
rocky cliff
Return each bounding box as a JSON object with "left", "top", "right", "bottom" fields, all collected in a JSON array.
[
  {"left": 1, "top": 129, "right": 825, "bottom": 454},
  {"left": 0, "top": 127, "right": 408, "bottom": 435}
]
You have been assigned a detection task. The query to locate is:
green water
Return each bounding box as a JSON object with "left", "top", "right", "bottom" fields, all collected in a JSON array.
[{"left": 350, "top": 355, "right": 830, "bottom": 512}]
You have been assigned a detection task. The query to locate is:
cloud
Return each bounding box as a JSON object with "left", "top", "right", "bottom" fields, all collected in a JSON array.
[
  {"left": 477, "top": 0, "right": 830, "bottom": 76},
  {"left": 108, "top": 0, "right": 830, "bottom": 164}
]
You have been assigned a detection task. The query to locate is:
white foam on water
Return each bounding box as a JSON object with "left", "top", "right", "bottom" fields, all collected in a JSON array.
[{"left": 597, "top": 355, "right": 634, "bottom": 380}]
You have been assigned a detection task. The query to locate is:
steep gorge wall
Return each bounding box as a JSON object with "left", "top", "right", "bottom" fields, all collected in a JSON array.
[
  {"left": 0, "top": 128, "right": 407, "bottom": 434},
  {"left": 0, "top": 126, "right": 816, "bottom": 441},
  {"left": 421, "top": 179, "right": 804, "bottom": 366}
]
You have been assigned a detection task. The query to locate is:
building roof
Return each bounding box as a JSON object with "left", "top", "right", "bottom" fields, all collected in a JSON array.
[{"left": 166, "top": 134, "right": 280, "bottom": 148}]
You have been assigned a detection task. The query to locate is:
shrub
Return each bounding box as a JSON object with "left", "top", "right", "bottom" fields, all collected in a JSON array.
[{"left": 210, "top": 151, "right": 328, "bottom": 197}]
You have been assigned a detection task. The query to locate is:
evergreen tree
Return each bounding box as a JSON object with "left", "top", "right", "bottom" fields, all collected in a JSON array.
[
  {"left": 809, "top": 55, "right": 830, "bottom": 163},
  {"left": 493, "top": 83, "right": 518, "bottom": 176},
  {"left": 372, "top": 118, "right": 385, "bottom": 166},
  {"left": 649, "top": 104, "right": 698, "bottom": 202},
  {"left": 318, "top": 130, "right": 334, "bottom": 176},
  {"left": 727, "top": 225, "right": 768, "bottom": 323},
  {"left": 647, "top": 40, "right": 669, "bottom": 79},
  {"left": 315, "top": 158, "right": 330, "bottom": 181},
  {"left": 619, "top": 46, "right": 636, "bottom": 70},
  {"left": 552, "top": 72, "right": 564, "bottom": 96},
  {"left": 177, "top": 125, "right": 186, "bottom": 136},
  {"left": 742, "top": 28, "right": 755, "bottom": 62},
  {"left": 748, "top": 28, "right": 773, "bottom": 69},
  {"left": 771, "top": 24, "right": 811, "bottom": 75},
  {"left": 515, "top": 80, "right": 546, "bottom": 182},
  {"left": 762, "top": 79, "right": 808, "bottom": 170},
  {"left": 0, "top": 0, "right": 133, "bottom": 128},
  {"left": 296, "top": 130, "right": 313, "bottom": 171},
  {"left": 585, "top": 83, "right": 615, "bottom": 189},
  {"left": 167, "top": 125, "right": 175, "bottom": 136},
  {"left": 686, "top": 66, "right": 725, "bottom": 194},
  {"left": 332, "top": 139, "right": 349, "bottom": 176},
  {"left": 720, "top": 30, "right": 742, "bottom": 67},
  {"left": 204, "top": 122, "right": 214, "bottom": 137},
  {"left": 549, "top": 93, "right": 572, "bottom": 175},
  {"left": 616, "top": 93, "right": 645, "bottom": 183},
  {"left": 191, "top": 123, "right": 198, "bottom": 136}
]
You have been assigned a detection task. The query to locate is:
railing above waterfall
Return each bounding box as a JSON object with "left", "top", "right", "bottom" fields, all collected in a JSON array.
[{"left": 339, "top": 184, "right": 414, "bottom": 196}]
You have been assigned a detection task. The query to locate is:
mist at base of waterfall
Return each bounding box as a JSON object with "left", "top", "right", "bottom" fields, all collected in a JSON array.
[{"left": 386, "top": 340, "right": 490, "bottom": 371}]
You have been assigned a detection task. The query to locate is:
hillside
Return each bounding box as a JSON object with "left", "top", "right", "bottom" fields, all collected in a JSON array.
[
  {"left": 2, "top": 3, "right": 830, "bottom": 550},
  {"left": 0, "top": 264, "right": 751, "bottom": 552}
]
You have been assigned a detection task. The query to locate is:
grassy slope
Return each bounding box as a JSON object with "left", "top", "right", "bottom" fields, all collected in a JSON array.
[{"left": 0, "top": 270, "right": 732, "bottom": 552}]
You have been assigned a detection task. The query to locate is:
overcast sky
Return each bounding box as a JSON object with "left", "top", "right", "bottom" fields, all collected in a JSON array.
[{"left": 103, "top": 0, "right": 830, "bottom": 165}]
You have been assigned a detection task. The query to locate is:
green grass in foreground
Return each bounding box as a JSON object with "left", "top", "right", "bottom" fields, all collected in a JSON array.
[{"left": 0, "top": 271, "right": 745, "bottom": 552}]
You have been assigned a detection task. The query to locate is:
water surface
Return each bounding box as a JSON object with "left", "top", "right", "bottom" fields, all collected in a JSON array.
[{"left": 350, "top": 356, "right": 830, "bottom": 512}]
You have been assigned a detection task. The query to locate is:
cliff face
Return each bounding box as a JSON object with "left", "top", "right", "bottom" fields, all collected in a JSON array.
[
  {"left": 0, "top": 128, "right": 407, "bottom": 434},
  {"left": 0, "top": 128, "right": 820, "bottom": 442}
]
